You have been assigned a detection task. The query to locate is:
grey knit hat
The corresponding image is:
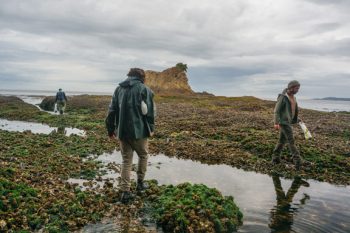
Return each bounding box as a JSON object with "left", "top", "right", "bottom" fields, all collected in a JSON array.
[{"left": 288, "top": 80, "right": 300, "bottom": 89}]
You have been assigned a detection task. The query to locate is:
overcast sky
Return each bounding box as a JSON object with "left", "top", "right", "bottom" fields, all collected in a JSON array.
[{"left": 0, "top": 0, "right": 349, "bottom": 99}]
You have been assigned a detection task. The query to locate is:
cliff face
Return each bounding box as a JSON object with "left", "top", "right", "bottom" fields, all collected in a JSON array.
[{"left": 145, "top": 67, "right": 194, "bottom": 95}]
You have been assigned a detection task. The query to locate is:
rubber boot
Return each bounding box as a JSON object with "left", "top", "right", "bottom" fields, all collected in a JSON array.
[
  {"left": 271, "top": 155, "right": 281, "bottom": 165},
  {"left": 120, "top": 191, "right": 134, "bottom": 204},
  {"left": 292, "top": 156, "right": 301, "bottom": 170},
  {"left": 136, "top": 180, "right": 149, "bottom": 192}
]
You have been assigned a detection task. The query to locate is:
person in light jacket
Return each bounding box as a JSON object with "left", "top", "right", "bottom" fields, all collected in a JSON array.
[{"left": 106, "top": 68, "right": 155, "bottom": 204}]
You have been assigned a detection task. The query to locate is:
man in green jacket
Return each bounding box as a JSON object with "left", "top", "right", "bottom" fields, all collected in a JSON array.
[
  {"left": 106, "top": 68, "right": 155, "bottom": 204},
  {"left": 272, "top": 80, "right": 302, "bottom": 169}
]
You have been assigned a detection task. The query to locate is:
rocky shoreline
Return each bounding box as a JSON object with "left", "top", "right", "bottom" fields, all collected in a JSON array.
[
  {"left": 1, "top": 94, "right": 349, "bottom": 184},
  {"left": 0, "top": 94, "right": 349, "bottom": 232}
]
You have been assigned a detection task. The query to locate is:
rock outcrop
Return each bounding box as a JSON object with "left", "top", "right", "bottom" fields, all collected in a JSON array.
[
  {"left": 145, "top": 67, "right": 194, "bottom": 95},
  {"left": 39, "top": 96, "right": 56, "bottom": 111}
]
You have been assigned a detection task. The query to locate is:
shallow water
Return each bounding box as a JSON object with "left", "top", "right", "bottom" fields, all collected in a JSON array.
[
  {"left": 18, "top": 95, "right": 44, "bottom": 106},
  {"left": 74, "top": 151, "right": 350, "bottom": 233},
  {"left": 298, "top": 99, "right": 350, "bottom": 112},
  {"left": 0, "top": 94, "right": 60, "bottom": 115},
  {"left": 18, "top": 95, "right": 60, "bottom": 115},
  {"left": 0, "top": 118, "right": 86, "bottom": 136}
]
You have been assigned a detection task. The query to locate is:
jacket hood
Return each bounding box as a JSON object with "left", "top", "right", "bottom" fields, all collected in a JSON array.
[
  {"left": 119, "top": 76, "right": 143, "bottom": 87},
  {"left": 277, "top": 88, "right": 288, "bottom": 98}
]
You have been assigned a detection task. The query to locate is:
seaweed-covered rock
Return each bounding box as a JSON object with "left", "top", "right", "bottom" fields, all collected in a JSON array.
[
  {"left": 149, "top": 182, "right": 243, "bottom": 232},
  {"left": 0, "top": 178, "right": 40, "bottom": 231},
  {"left": 39, "top": 96, "right": 56, "bottom": 111}
]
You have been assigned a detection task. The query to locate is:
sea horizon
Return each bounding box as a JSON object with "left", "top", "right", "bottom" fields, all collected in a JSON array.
[{"left": 1, "top": 89, "right": 349, "bottom": 113}]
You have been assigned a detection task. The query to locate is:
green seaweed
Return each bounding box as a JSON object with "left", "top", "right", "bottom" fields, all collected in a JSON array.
[{"left": 149, "top": 182, "right": 243, "bottom": 232}]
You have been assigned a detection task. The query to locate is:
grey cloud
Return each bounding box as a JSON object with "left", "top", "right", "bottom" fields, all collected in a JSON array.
[
  {"left": 0, "top": 0, "right": 242, "bottom": 59},
  {"left": 299, "top": 73, "right": 350, "bottom": 98},
  {"left": 0, "top": 72, "right": 29, "bottom": 82},
  {"left": 0, "top": 2, "right": 152, "bottom": 35},
  {"left": 290, "top": 38, "right": 350, "bottom": 56},
  {"left": 0, "top": 0, "right": 349, "bottom": 98},
  {"left": 301, "top": 73, "right": 350, "bottom": 87},
  {"left": 187, "top": 66, "right": 266, "bottom": 94},
  {"left": 310, "top": 22, "right": 342, "bottom": 34},
  {"left": 0, "top": 44, "right": 58, "bottom": 62},
  {"left": 305, "top": 0, "right": 350, "bottom": 6},
  {"left": 188, "top": 66, "right": 265, "bottom": 82}
]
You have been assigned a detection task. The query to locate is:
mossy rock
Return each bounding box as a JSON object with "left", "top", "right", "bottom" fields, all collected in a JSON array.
[
  {"left": 149, "top": 182, "right": 243, "bottom": 232},
  {"left": 0, "top": 178, "right": 39, "bottom": 230},
  {"left": 0, "top": 168, "right": 16, "bottom": 178},
  {"left": 39, "top": 96, "right": 56, "bottom": 111}
]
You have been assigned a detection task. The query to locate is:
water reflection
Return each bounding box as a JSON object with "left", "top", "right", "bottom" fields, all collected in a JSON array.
[
  {"left": 55, "top": 117, "right": 85, "bottom": 136},
  {"left": 269, "top": 174, "right": 310, "bottom": 232},
  {"left": 73, "top": 152, "right": 350, "bottom": 233},
  {"left": 52, "top": 118, "right": 86, "bottom": 137},
  {"left": 54, "top": 122, "right": 66, "bottom": 135},
  {"left": 76, "top": 213, "right": 159, "bottom": 233},
  {"left": 0, "top": 118, "right": 85, "bottom": 137},
  {"left": 56, "top": 125, "right": 66, "bottom": 134}
]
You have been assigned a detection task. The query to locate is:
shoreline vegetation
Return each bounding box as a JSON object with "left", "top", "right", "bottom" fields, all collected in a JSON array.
[{"left": 1, "top": 94, "right": 349, "bottom": 232}]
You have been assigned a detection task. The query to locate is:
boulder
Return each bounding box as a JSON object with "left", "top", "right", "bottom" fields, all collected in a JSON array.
[{"left": 145, "top": 66, "right": 194, "bottom": 95}]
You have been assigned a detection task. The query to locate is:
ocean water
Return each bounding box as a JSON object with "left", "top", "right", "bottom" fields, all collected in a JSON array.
[
  {"left": 0, "top": 89, "right": 110, "bottom": 97},
  {"left": 0, "top": 90, "right": 349, "bottom": 112},
  {"left": 297, "top": 99, "right": 350, "bottom": 112}
]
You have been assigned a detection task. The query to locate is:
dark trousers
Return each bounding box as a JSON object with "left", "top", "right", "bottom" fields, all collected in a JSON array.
[{"left": 273, "top": 124, "right": 300, "bottom": 158}]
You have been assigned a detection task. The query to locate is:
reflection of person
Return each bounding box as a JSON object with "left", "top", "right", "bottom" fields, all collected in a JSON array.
[
  {"left": 55, "top": 125, "right": 66, "bottom": 135},
  {"left": 55, "top": 88, "right": 68, "bottom": 115},
  {"left": 269, "top": 174, "right": 310, "bottom": 232},
  {"left": 272, "top": 80, "right": 302, "bottom": 169},
  {"left": 105, "top": 68, "right": 155, "bottom": 204},
  {"left": 54, "top": 118, "right": 67, "bottom": 135}
]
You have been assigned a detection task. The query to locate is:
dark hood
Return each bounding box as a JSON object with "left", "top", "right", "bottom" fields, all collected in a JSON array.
[{"left": 119, "top": 76, "right": 143, "bottom": 88}]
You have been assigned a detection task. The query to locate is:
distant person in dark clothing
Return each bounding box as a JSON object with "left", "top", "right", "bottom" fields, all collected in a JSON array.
[
  {"left": 105, "top": 68, "right": 155, "bottom": 204},
  {"left": 55, "top": 88, "right": 68, "bottom": 114},
  {"left": 272, "top": 80, "right": 302, "bottom": 169}
]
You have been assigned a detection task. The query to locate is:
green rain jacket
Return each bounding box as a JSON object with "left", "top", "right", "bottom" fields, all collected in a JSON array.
[
  {"left": 274, "top": 89, "right": 299, "bottom": 125},
  {"left": 105, "top": 76, "right": 155, "bottom": 140}
]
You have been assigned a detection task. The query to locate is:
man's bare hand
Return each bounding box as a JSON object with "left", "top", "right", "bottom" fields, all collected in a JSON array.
[{"left": 274, "top": 124, "right": 280, "bottom": 130}]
